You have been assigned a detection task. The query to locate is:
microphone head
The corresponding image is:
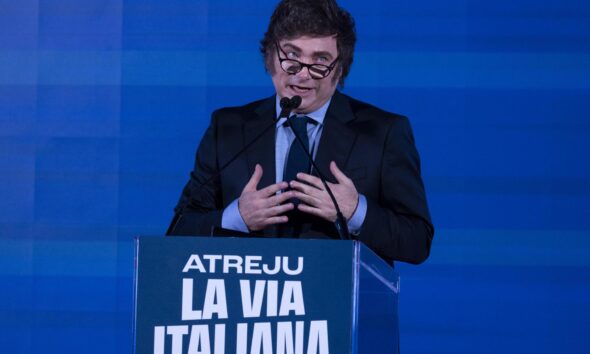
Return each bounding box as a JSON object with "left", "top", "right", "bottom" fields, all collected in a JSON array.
[
  {"left": 280, "top": 96, "right": 291, "bottom": 109},
  {"left": 290, "top": 96, "right": 302, "bottom": 109}
]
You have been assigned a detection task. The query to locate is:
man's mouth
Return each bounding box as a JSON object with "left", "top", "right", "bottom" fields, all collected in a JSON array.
[{"left": 289, "top": 85, "right": 313, "bottom": 94}]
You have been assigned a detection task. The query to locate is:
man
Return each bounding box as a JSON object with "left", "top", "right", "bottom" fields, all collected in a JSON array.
[{"left": 167, "top": 0, "right": 433, "bottom": 265}]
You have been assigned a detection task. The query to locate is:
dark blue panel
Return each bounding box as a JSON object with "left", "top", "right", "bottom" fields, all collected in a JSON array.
[
  {"left": 34, "top": 138, "right": 119, "bottom": 224},
  {"left": 0, "top": 139, "right": 36, "bottom": 223},
  {"left": 35, "top": 85, "right": 120, "bottom": 137},
  {"left": 397, "top": 263, "right": 590, "bottom": 353},
  {"left": 0, "top": 86, "right": 37, "bottom": 133},
  {"left": 119, "top": 86, "right": 207, "bottom": 137}
]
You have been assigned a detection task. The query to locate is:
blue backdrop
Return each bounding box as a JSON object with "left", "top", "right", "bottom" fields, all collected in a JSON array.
[{"left": 1, "top": 0, "right": 589, "bottom": 353}]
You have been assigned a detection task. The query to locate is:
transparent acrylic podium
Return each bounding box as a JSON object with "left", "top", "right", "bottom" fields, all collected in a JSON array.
[{"left": 134, "top": 236, "right": 399, "bottom": 354}]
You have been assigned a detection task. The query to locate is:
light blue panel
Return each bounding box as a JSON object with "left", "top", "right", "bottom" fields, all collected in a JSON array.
[
  {"left": 348, "top": 52, "right": 590, "bottom": 89},
  {"left": 0, "top": 0, "right": 39, "bottom": 49},
  {"left": 37, "top": 0, "right": 122, "bottom": 50},
  {"left": 122, "top": 0, "right": 208, "bottom": 50},
  {"left": 37, "top": 50, "right": 121, "bottom": 85},
  {"left": 121, "top": 51, "right": 207, "bottom": 86}
]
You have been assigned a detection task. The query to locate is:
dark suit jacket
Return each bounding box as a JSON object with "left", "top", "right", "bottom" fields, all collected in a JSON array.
[{"left": 168, "top": 91, "right": 434, "bottom": 264}]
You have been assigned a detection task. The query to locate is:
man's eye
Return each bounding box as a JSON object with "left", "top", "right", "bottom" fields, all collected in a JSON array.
[
  {"left": 287, "top": 52, "right": 299, "bottom": 59},
  {"left": 316, "top": 57, "right": 328, "bottom": 63}
]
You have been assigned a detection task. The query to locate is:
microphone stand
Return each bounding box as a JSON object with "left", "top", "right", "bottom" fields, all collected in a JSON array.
[
  {"left": 286, "top": 99, "right": 351, "bottom": 241},
  {"left": 167, "top": 97, "right": 298, "bottom": 235}
]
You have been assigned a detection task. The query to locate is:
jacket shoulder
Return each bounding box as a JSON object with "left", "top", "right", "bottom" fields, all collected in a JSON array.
[
  {"left": 338, "top": 93, "right": 410, "bottom": 135},
  {"left": 344, "top": 94, "right": 407, "bottom": 122}
]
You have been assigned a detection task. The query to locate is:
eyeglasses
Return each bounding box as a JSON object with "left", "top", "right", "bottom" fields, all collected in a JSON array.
[{"left": 275, "top": 42, "right": 339, "bottom": 80}]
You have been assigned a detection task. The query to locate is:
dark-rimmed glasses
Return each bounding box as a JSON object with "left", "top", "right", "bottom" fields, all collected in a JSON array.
[{"left": 275, "top": 42, "right": 339, "bottom": 80}]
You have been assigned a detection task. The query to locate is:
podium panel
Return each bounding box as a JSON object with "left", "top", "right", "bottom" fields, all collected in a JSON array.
[{"left": 134, "top": 237, "right": 398, "bottom": 354}]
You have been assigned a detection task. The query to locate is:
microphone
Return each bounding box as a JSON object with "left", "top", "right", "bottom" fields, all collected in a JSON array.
[
  {"left": 167, "top": 95, "right": 302, "bottom": 235},
  {"left": 278, "top": 96, "right": 301, "bottom": 118},
  {"left": 286, "top": 96, "right": 351, "bottom": 240}
]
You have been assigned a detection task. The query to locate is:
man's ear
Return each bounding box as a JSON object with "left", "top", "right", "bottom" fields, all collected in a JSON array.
[{"left": 264, "top": 47, "right": 278, "bottom": 75}]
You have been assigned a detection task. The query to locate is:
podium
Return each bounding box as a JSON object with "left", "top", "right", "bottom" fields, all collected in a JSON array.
[{"left": 134, "top": 237, "right": 400, "bottom": 354}]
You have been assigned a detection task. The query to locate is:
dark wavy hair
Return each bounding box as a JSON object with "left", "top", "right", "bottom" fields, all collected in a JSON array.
[{"left": 260, "top": 0, "right": 356, "bottom": 87}]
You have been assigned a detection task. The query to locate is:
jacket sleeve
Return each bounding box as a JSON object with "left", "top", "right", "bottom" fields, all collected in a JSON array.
[
  {"left": 166, "top": 112, "right": 224, "bottom": 236},
  {"left": 359, "top": 116, "right": 434, "bottom": 264}
]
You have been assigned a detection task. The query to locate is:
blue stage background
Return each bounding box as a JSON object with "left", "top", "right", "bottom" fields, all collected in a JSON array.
[{"left": 1, "top": 0, "right": 589, "bottom": 353}]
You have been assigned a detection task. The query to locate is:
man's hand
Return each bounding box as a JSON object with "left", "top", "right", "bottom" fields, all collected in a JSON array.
[
  {"left": 290, "top": 161, "right": 359, "bottom": 222},
  {"left": 239, "top": 164, "right": 295, "bottom": 231}
]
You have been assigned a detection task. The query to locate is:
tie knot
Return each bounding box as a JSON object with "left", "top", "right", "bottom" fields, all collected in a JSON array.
[{"left": 288, "top": 116, "right": 310, "bottom": 135}]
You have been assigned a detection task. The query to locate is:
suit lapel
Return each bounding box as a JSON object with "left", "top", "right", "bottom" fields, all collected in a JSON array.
[
  {"left": 244, "top": 96, "right": 276, "bottom": 189},
  {"left": 314, "top": 92, "right": 357, "bottom": 183}
]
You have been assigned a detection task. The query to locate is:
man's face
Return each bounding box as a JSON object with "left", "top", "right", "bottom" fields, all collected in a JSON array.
[{"left": 271, "top": 36, "right": 340, "bottom": 114}]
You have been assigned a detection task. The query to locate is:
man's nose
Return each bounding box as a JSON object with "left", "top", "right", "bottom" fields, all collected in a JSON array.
[{"left": 295, "top": 66, "right": 311, "bottom": 79}]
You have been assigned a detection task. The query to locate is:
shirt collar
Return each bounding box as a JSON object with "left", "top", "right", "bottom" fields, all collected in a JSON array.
[{"left": 275, "top": 95, "right": 331, "bottom": 127}]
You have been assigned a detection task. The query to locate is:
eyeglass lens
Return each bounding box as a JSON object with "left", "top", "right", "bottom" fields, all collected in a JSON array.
[{"left": 281, "top": 60, "right": 330, "bottom": 79}]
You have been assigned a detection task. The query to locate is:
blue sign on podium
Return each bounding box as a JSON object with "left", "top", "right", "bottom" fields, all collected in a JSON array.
[{"left": 134, "top": 237, "right": 399, "bottom": 354}]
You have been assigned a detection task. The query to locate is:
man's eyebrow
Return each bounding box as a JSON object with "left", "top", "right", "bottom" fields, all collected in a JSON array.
[
  {"left": 282, "top": 43, "right": 335, "bottom": 60},
  {"left": 282, "top": 43, "right": 302, "bottom": 52}
]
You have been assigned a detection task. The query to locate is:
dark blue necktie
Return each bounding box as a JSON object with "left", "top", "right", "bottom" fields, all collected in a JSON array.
[
  {"left": 283, "top": 116, "right": 312, "bottom": 183},
  {"left": 279, "top": 116, "right": 313, "bottom": 238}
]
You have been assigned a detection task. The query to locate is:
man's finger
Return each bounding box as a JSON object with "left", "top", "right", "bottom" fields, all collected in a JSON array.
[
  {"left": 265, "top": 203, "right": 295, "bottom": 217},
  {"left": 297, "top": 203, "right": 326, "bottom": 219},
  {"left": 290, "top": 180, "right": 321, "bottom": 196},
  {"left": 259, "top": 181, "right": 289, "bottom": 197},
  {"left": 330, "top": 161, "right": 349, "bottom": 184},
  {"left": 291, "top": 191, "right": 320, "bottom": 207},
  {"left": 295, "top": 173, "right": 323, "bottom": 190},
  {"left": 243, "top": 164, "right": 263, "bottom": 192},
  {"left": 264, "top": 216, "right": 289, "bottom": 226},
  {"left": 267, "top": 191, "right": 295, "bottom": 206}
]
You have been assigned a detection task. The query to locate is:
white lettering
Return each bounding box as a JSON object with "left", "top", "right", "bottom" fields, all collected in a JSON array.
[
  {"left": 262, "top": 256, "right": 281, "bottom": 275},
  {"left": 276, "top": 321, "right": 305, "bottom": 354},
  {"left": 240, "top": 280, "right": 266, "bottom": 318},
  {"left": 183, "top": 255, "right": 206, "bottom": 273},
  {"left": 245, "top": 255, "right": 262, "bottom": 274},
  {"left": 214, "top": 324, "right": 225, "bottom": 354},
  {"left": 307, "top": 321, "right": 329, "bottom": 354},
  {"left": 283, "top": 257, "right": 304, "bottom": 275},
  {"left": 223, "top": 255, "right": 243, "bottom": 273},
  {"left": 202, "top": 279, "right": 228, "bottom": 320},
  {"left": 167, "top": 325, "right": 189, "bottom": 354},
  {"left": 251, "top": 322, "right": 273, "bottom": 354},
  {"left": 236, "top": 323, "right": 248, "bottom": 354},
  {"left": 279, "top": 281, "right": 305, "bottom": 316},
  {"left": 182, "top": 278, "right": 202, "bottom": 320},
  {"left": 182, "top": 279, "right": 227, "bottom": 320},
  {"left": 266, "top": 280, "right": 278, "bottom": 317},
  {"left": 183, "top": 255, "right": 304, "bottom": 275},
  {"left": 187, "top": 325, "right": 210, "bottom": 354},
  {"left": 154, "top": 326, "right": 165, "bottom": 354},
  {"left": 203, "top": 255, "right": 222, "bottom": 273}
]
